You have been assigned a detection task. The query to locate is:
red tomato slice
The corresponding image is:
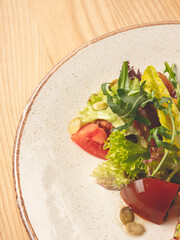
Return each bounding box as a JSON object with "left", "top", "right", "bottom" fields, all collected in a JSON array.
[
  {"left": 120, "top": 178, "right": 179, "bottom": 225},
  {"left": 71, "top": 123, "right": 108, "bottom": 159}
]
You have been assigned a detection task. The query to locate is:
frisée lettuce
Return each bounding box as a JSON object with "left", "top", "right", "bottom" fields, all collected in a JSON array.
[{"left": 92, "top": 130, "right": 149, "bottom": 190}]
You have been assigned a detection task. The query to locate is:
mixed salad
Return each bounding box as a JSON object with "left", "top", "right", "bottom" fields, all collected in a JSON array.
[{"left": 68, "top": 61, "right": 180, "bottom": 239}]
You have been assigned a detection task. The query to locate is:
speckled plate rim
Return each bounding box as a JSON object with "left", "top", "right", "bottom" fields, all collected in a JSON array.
[{"left": 13, "top": 21, "right": 180, "bottom": 240}]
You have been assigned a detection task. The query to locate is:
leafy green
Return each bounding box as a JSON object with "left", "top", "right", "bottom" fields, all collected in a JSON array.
[
  {"left": 88, "top": 62, "right": 180, "bottom": 186},
  {"left": 146, "top": 96, "right": 180, "bottom": 152},
  {"left": 91, "top": 131, "right": 149, "bottom": 190},
  {"left": 149, "top": 126, "right": 179, "bottom": 151},
  {"left": 166, "top": 165, "right": 180, "bottom": 183},
  {"left": 141, "top": 65, "right": 180, "bottom": 136},
  {"left": 79, "top": 90, "right": 125, "bottom": 127},
  {"left": 140, "top": 65, "right": 180, "bottom": 177},
  {"left": 161, "top": 152, "right": 180, "bottom": 184},
  {"left": 144, "top": 92, "right": 179, "bottom": 176},
  {"left": 164, "top": 61, "right": 180, "bottom": 111},
  {"left": 164, "top": 61, "right": 177, "bottom": 87},
  {"left": 118, "top": 61, "right": 129, "bottom": 90},
  {"left": 129, "top": 78, "right": 141, "bottom": 96},
  {"left": 111, "top": 117, "right": 135, "bottom": 132},
  {"left": 135, "top": 114, "right": 151, "bottom": 126},
  {"left": 101, "top": 61, "right": 148, "bottom": 131}
]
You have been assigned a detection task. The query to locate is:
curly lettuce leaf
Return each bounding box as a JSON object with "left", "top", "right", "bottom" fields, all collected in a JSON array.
[
  {"left": 141, "top": 66, "right": 180, "bottom": 152},
  {"left": 92, "top": 131, "right": 149, "bottom": 190}
]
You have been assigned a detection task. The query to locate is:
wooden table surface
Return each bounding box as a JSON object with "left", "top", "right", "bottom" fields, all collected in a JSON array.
[{"left": 1, "top": 0, "right": 180, "bottom": 239}]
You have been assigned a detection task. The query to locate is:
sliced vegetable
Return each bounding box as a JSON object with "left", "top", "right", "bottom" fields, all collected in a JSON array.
[
  {"left": 71, "top": 123, "right": 108, "bottom": 159},
  {"left": 120, "top": 178, "right": 179, "bottom": 224}
]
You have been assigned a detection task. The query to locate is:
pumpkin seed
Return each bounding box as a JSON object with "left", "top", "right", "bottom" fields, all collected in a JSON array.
[
  {"left": 120, "top": 206, "right": 134, "bottom": 225},
  {"left": 93, "top": 101, "right": 108, "bottom": 110},
  {"left": 125, "top": 222, "right": 145, "bottom": 236},
  {"left": 68, "top": 117, "right": 82, "bottom": 134}
]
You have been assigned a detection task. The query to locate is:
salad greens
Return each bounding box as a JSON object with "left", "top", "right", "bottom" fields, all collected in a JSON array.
[
  {"left": 164, "top": 61, "right": 180, "bottom": 112},
  {"left": 92, "top": 131, "right": 149, "bottom": 190},
  {"left": 70, "top": 62, "right": 180, "bottom": 238},
  {"left": 91, "top": 61, "right": 180, "bottom": 189},
  {"left": 164, "top": 62, "right": 177, "bottom": 87},
  {"left": 101, "top": 62, "right": 148, "bottom": 126},
  {"left": 79, "top": 87, "right": 125, "bottom": 128},
  {"left": 74, "top": 61, "right": 180, "bottom": 190}
]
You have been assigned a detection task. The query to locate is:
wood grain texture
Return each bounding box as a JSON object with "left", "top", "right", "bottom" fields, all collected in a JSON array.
[{"left": 1, "top": 0, "right": 180, "bottom": 239}]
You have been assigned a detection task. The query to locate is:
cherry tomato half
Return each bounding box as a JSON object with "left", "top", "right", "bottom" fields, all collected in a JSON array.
[
  {"left": 71, "top": 122, "right": 109, "bottom": 159},
  {"left": 120, "top": 178, "right": 179, "bottom": 224}
]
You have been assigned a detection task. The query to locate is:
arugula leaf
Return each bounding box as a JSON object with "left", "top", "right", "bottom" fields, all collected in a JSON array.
[
  {"left": 117, "top": 85, "right": 147, "bottom": 118},
  {"left": 166, "top": 164, "right": 180, "bottom": 182},
  {"left": 137, "top": 85, "right": 180, "bottom": 176},
  {"left": 118, "top": 61, "right": 130, "bottom": 90},
  {"left": 153, "top": 97, "right": 173, "bottom": 115},
  {"left": 164, "top": 61, "right": 180, "bottom": 111},
  {"left": 135, "top": 114, "right": 151, "bottom": 126},
  {"left": 101, "top": 82, "right": 113, "bottom": 96},
  {"left": 101, "top": 62, "right": 147, "bottom": 121},
  {"left": 151, "top": 98, "right": 178, "bottom": 176},
  {"left": 164, "top": 61, "right": 177, "bottom": 87},
  {"left": 148, "top": 126, "right": 179, "bottom": 151},
  {"left": 149, "top": 126, "right": 171, "bottom": 140}
]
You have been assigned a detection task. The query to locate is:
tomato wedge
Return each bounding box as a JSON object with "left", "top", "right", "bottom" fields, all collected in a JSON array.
[
  {"left": 71, "top": 123, "right": 109, "bottom": 159},
  {"left": 120, "top": 178, "right": 179, "bottom": 224}
]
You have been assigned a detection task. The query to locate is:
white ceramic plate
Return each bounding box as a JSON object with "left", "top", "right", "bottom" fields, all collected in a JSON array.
[{"left": 14, "top": 22, "right": 180, "bottom": 240}]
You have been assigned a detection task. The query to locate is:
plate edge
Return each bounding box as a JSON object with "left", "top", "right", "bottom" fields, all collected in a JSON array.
[{"left": 12, "top": 20, "right": 180, "bottom": 240}]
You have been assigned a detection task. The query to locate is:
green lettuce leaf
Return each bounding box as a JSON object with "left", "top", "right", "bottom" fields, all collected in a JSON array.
[
  {"left": 92, "top": 131, "right": 149, "bottom": 190},
  {"left": 79, "top": 89, "right": 125, "bottom": 127}
]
